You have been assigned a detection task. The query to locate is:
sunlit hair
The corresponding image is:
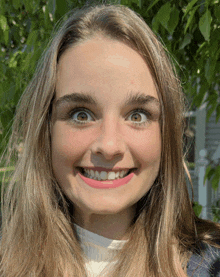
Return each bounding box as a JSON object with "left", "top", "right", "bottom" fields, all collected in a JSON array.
[{"left": 1, "top": 4, "right": 220, "bottom": 277}]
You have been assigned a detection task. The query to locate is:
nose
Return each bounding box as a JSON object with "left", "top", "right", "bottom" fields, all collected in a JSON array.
[{"left": 91, "top": 116, "right": 126, "bottom": 160}]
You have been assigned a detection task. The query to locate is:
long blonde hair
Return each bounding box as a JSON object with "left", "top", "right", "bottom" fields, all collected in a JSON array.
[{"left": 1, "top": 4, "right": 220, "bottom": 277}]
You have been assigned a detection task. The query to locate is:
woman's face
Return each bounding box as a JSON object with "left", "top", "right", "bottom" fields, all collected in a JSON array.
[{"left": 51, "top": 36, "right": 161, "bottom": 218}]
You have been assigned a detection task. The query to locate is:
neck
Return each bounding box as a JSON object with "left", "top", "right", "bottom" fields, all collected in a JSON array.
[{"left": 73, "top": 206, "right": 136, "bottom": 240}]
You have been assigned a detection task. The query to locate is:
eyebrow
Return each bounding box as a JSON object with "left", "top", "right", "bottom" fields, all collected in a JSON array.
[{"left": 55, "top": 91, "right": 160, "bottom": 108}]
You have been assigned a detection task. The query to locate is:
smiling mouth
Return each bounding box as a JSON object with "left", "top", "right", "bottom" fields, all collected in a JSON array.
[{"left": 76, "top": 167, "right": 136, "bottom": 181}]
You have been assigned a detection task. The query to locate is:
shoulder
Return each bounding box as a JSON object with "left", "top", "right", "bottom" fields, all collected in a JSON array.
[{"left": 187, "top": 242, "right": 220, "bottom": 276}]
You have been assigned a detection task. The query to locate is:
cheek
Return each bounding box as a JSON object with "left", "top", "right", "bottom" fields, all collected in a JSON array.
[
  {"left": 128, "top": 125, "right": 161, "bottom": 166},
  {"left": 51, "top": 123, "right": 91, "bottom": 165}
]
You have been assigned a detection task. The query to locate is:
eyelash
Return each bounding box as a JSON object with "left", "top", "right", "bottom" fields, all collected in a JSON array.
[{"left": 68, "top": 107, "right": 151, "bottom": 127}]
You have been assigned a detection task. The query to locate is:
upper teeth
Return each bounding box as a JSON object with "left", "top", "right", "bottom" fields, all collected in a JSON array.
[{"left": 83, "top": 169, "right": 130, "bottom": 181}]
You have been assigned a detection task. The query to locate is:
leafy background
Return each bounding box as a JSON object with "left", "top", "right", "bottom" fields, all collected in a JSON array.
[{"left": 0, "top": 0, "right": 220, "bottom": 219}]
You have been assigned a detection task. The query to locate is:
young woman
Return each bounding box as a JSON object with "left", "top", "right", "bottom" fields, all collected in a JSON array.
[{"left": 1, "top": 4, "right": 220, "bottom": 277}]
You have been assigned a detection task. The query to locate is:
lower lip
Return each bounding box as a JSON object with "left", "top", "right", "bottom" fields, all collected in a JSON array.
[{"left": 77, "top": 170, "right": 135, "bottom": 189}]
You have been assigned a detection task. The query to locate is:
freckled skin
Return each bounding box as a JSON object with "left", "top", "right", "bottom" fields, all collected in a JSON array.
[{"left": 51, "top": 36, "right": 161, "bottom": 239}]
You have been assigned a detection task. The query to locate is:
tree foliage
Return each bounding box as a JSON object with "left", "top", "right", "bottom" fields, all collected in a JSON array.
[{"left": 0, "top": 0, "right": 220, "bottom": 218}]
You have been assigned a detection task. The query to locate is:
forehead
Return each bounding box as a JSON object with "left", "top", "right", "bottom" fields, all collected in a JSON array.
[{"left": 55, "top": 36, "right": 159, "bottom": 107}]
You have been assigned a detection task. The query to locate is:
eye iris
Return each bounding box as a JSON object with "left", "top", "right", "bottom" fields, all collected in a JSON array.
[
  {"left": 131, "top": 113, "right": 141, "bottom": 122},
  {"left": 77, "top": 112, "right": 88, "bottom": 121}
]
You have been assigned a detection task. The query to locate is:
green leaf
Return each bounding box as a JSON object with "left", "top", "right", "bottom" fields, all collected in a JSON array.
[
  {"left": 26, "top": 30, "right": 38, "bottom": 47},
  {"left": 0, "top": 64, "right": 4, "bottom": 80},
  {"left": 184, "top": 6, "right": 198, "bottom": 34},
  {"left": 3, "top": 29, "right": 9, "bottom": 45},
  {"left": 146, "top": 0, "right": 160, "bottom": 12},
  {"left": 207, "top": 104, "right": 217, "bottom": 122},
  {"left": 205, "top": 57, "right": 216, "bottom": 84},
  {"left": 139, "top": 0, "right": 142, "bottom": 9},
  {"left": 204, "top": 165, "right": 211, "bottom": 183},
  {"left": 152, "top": 16, "right": 160, "bottom": 32},
  {"left": 13, "top": 0, "right": 22, "bottom": 9},
  {"left": 211, "top": 166, "right": 220, "bottom": 191},
  {"left": 179, "top": 33, "right": 192, "bottom": 49},
  {"left": 0, "top": 108, "right": 14, "bottom": 129},
  {"left": 8, "top": 51, "right": 22, "bottom": 69},
  {"left": 214, "top": 4, "right": 220, "bottom": 19},
  {"left": 204, "top": 165, "right": 214, "bottom": 183},
  {"left": 156, "top": 2, "right": 172, "bottom": 31},
  {"left": 0, "top": 15, "right": 9, "bottom": 44},
  {"left": 193, "top": 202, "right": 203, "bottom": 217},
  {"left": 207, "top": 167, "right": 216, "bottom": 180},
  {"left": 0, "top": 15, "right": 7, "bottom": 32},
  {"left": 0, "top": 0, "right": 5, "bottom": 14},
  {"left": 23, "top": 0, "right": 33, "bottom": 13},
  {"left": 196, "top": 41, "right": 206, "bottom": 56},
  {"left": 206, "top": 91, "right": 219, "bottom": 105},
  {"left": 56, "top": 0, "right": 68, "bottom": 17},
  {"left": 212, "top": 202, "right": 220, "bottom": 222},
  {"left": 167, "top": 6, "right": 179, "bottom": 34},
  {"left": 183, "top": 0, "right": 200, "bottom": 19},
  {"left": 199, "top": 9, "right": 212, "bottom": 41},
  {"left": 193, "top": 85, "right": 207, "bottom": 108},
  {"left": 9, "top": 57, "right": 17, "bottom": 68},
  {"left": 216, "top": 104, "right": 220, "bottom": 123},
  {"left": 209, "top": 36, "right": 219, "bottom": 57}
]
